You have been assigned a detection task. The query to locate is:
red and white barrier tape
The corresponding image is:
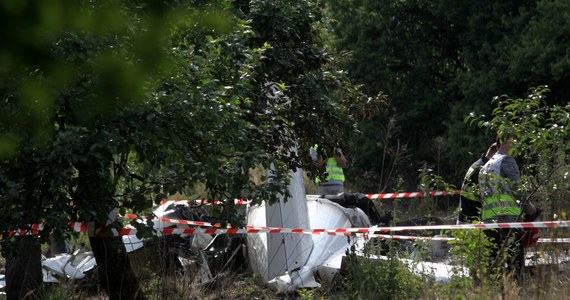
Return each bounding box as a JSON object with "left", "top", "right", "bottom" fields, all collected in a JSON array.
[
  {"left": 366, "top": 190, "right": 460, "bottom": 200},
  {"left": 367, "top": 235, "right": 568, "bottom": 243},
  {"left": 118, "top": 216, "right": 570, "bottom": 242},
  {"left": 369, "top": 234, "right": 454, "bottom": 241},
  {"left": 6, "top": 222, "right": 570, "bottom": 243},
  {"left": 80, "top": 226, "right": 570, "bottom": 245},
  {"left": 67, "top": 220, "right": 570, "bottom": 236},
  {"left": 121, "top": 213, "right": 224, "bottom": 228},
  {"left": 369, "top": 220, "right": 570, "bottom": 232},
  {"left": 537, "top": 238, "right": 570, "bottom": 243},
  {"left": 158, "top": 190, "right": 461, "bottom": 206},
  {"left": 159, "top": 199, "right": 251, "bottom": 206},
  {"left": 118, "top": 216, "right": 570, "bottom": 243},
  {"left": 0, "top": 224, "right": 43, "bottom": 238},
  {"left": 70, "top": 222, "right": 89, "bottom": 233},
  {"left": 40, "top": 219, "right": 570, "bottom": 235},
  {"left": 132, "top": 218, "right": 570, "bottom": 232}
]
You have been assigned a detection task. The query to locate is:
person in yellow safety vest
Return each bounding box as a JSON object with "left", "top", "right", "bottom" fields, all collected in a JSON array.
[
  {"left": 310, "top": 144, "right": 348, "bottom": 195},
  {"left": 478, "top": 133, "right": 536, "bottom": 280}
]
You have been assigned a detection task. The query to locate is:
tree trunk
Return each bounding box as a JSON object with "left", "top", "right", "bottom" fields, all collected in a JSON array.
[
  {"left": 4, "top": 236, "right": 42, "bottom": 300},
  {"left": 89, "top": 233, "right": 144, "bottom": 300},
  {"left": 74, "top": 159, "right": 145, "bottom": 300}
]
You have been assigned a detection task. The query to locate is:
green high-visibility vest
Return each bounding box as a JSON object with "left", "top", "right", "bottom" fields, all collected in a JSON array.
[
  {"left": 313, "top": 144, "right": 344, "bottom": 184},
  {"left": 479, "top": 153, "right": 522, "bottom": 220},
  {"left": 315, "top": 156, "right": 345, "bottom": 184},
  {"left": 481, "top": 194, "right": 522, "bottom": 220}
]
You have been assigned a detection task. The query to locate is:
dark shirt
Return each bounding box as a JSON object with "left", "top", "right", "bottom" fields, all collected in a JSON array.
[{"left": 457, "top": 154, "right": 488, "bottom": 223}]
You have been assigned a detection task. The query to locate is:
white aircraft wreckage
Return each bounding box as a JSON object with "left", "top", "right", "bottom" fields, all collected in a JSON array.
[
  {"left": 0, "top": 246, "right": 97, "bottom": 295},
  {"left": 246, "top": 167, "right": 469, "bottom": 293},
  {"left": 41, "top": 248, "right": 97, "bottom": 283}
]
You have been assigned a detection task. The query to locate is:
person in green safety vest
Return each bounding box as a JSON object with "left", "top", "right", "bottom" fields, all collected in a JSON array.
[
  {"left": 478, "top": 133, "right": 537, "bottom": 280},
  {"left": 310, "top": 145, "right": 348, "bottom": 195}
]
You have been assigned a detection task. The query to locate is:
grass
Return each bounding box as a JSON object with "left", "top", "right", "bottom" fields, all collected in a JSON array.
[{"left": 1, "top": 235, "right": 570, "bottom": 299}]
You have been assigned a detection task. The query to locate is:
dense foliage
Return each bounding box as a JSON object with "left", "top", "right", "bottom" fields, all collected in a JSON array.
[
  {"left": 467, "top": 86, "right": 569, "bottom": 218},
  {"left": 326, "top": 0, "right": 570, "bottom": 192},
  {"left": 0, "top": 1, "right": 371, "bottom": 298}
]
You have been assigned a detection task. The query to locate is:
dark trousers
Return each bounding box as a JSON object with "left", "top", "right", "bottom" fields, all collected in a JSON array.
[{"left": 484, "top": 228, "right": 524, "bottom": 280}]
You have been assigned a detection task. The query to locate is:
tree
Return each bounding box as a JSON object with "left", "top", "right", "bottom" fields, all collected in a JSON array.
[
  {"left": 325, "top": 0, "right": 570, "bottom": 190},
  {"left": 0, "top": 1, "right": 184, "bottom": 298},
  {"left": 1, "top": 0, "right": 371, "bottom": 298},
  {"left": 466, "top": 86, "right": 569, "bottom": 218},
  {"left": 326, "top": 0, "right": 462, "bottom": 189}
]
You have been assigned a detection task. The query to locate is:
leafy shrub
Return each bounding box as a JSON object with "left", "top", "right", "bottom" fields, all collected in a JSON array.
[{"left": 339, "top": 250, "right": 424, "bottom": 300}]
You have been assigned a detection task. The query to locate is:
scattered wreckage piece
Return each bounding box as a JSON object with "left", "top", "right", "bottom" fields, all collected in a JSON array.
[
  {"left": 122, "top": 200, "right": 247, "bottom": 287},
  {"left": 0, "top": 246, "right": 97, "bottom": 294},
  {"left": 41, "top": 248, "right": 97, "bottom": 282}
]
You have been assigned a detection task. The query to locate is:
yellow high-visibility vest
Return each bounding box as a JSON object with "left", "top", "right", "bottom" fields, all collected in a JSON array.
[
  {"left": 312, "top": 145, "right": 345, "bottom": 184},
  {"left": 315, "top": 157, "right": 345, "bottom": 184},
  {"left": 479, "top": 153, "right": 522, "bottom": 221}
]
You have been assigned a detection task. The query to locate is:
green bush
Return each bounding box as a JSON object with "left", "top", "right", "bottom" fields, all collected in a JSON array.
[{"left": 339, "top": 251, "right": 424, "bottom": 300}]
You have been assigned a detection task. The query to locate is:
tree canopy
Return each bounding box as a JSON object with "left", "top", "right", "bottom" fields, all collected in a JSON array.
[
  {"left": 0, "top": 1, "right": 376, "bottom": 298},
  {"left": 0, "top": 0, "right": 373, "bottom": 233},
  {"left": 326, "top": 0, "right": 570, "bottom": 191}
]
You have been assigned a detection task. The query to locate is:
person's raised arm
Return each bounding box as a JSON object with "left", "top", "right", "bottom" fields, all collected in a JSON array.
[{"left": 334, "top": 148, "right": 348, "bottom": 168}]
